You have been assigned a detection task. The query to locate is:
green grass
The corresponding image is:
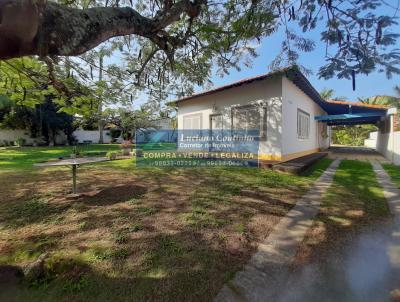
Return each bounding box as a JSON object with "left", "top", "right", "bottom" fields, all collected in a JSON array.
[
  {"left": 301, "top": 157, "right": 334, "bottom": 179},
  {"left": 0, "top": 144, "right": 120, "bottom": 172},
  {"left": 0, "top": 147, "right": 335, "bottom": 302},
  {"left": 323, "top": 160, "right": 389, "bottom": 219},
  {"left": 179, "top": 158, "right": 334, "bottom": 231},
  {"left": 298, "top": 160, "right": 391, "bottom": 268},
  {"left": 0, "top": 197, "right": 70, "bottom": 228},
  {"left": 383, "top": 163, "right": 400, "bottom": 189}
]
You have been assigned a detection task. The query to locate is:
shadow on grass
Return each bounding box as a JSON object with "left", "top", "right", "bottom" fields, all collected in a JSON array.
[
  {"left": 0, "top": 230, "right": 245, "bottom": 302},
  {"left": 0, "top": 198, "right": 70, "bottom": 228}
]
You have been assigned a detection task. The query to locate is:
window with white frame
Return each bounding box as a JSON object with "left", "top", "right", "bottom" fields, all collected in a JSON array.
[
  {"left": 232, "top": 105, "right": 267, "bottom": 138},
  {"left": 297, "top": 109, "right": 310, "bottom": 139},
  {"left": 183, "top": 113, "right": 202, "bottom": 130}
]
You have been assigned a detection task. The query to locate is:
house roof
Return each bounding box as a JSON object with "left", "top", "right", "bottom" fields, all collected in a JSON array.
[
  {"left": 326, "top": 99, "right": 390, "bottom": 109},
  {"left": 173, "top": 66, "right": 296, "bottom": 104},
  {"left": 171, "top": 66, "right": 389, "bottom": 125}
]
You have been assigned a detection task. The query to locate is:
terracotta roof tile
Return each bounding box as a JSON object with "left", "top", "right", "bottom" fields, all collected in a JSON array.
[{"left": 326, "top": 100, "right": 389, "bottom": 109}]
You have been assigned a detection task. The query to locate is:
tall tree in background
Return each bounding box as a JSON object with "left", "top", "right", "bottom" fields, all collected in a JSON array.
[
  {"left": 97, "top": 51, "right": 105, "bottom": 143},
  {"left": 359, "top": 93, "right": 400, "bottom": 110},
  {"left": 39, "top": 95, "right": 76, "bottom": 145},
  {"left": 319, "top": 88, "right": 335, "bottom": 101},
  {"left": 105, "top": 107, "right": 155, "bottom": 139},
  {"left": 395, "top": 85, "right": 400, "bottom": 96},
  {"left": 319, "top": 88, "right": 348, "bottom": 101}
]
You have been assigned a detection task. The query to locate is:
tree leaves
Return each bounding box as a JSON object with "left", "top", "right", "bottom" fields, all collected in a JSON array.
[{"left": 1, "top": 0, "right": 399, "bottom": 110}]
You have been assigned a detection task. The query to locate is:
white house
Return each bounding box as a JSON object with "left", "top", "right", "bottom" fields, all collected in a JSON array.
[
  {"left": 174, "top": 66, "right": 395, "bottom": 163},
  {"left": 174, "top": 67, "right": 330, "bottom": 162}
]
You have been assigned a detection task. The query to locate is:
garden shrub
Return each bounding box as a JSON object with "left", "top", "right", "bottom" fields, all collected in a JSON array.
[
  {"left": 106, "top": 151, "right": 118, "bottom": 160},
  {"left": 15, "top": 137, "right": 26, "bottom": 147}
]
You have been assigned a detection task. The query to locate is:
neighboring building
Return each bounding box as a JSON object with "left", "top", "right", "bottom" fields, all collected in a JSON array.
[
  {"left": 173, "top": 66, "right": 394, "bottom": 163},
  {"left": 152, "top": 117, "right": 175, "bottom": 130}
]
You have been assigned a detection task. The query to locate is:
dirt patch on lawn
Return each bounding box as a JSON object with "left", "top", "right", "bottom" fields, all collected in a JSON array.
[{"left": 79, "top": 184, "right": 147, "bottom": 205}]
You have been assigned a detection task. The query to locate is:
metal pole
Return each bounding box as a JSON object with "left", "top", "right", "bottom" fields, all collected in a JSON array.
[{"left": 72, "top": 165, "right": 77, "bottom": 194}]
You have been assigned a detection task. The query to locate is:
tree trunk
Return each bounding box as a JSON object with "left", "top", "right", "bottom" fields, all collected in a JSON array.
[
  {"left": 52, "top": 129, "right": 57, "bottom": 146},
  {"left": 48, "top": 129, "right": 54, "bottom": 146},
  {"left": 0, "top": 0, "right": 205, "bottom": 60},
  {"left": 98, "top": 55, "right": 104, "bottom": 144}
]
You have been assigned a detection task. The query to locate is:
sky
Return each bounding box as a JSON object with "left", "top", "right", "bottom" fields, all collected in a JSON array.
[
  {"left": 192, "top": 3, "right": 400, "bottom": 103},
  {"left": 121, "top": 2, "right": 400, "bottom": 108}
]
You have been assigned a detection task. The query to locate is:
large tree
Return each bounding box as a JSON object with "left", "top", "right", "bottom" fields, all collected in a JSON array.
[
  {"left": 105, "top": 107, "right": 155, "bottom": 139},
  {"left": 0, "top": 0, "right": 399, "bottom": 105}
]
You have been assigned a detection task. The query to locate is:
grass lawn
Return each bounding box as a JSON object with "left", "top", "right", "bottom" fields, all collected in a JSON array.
[
  {"left": 0, "top": 144, "right": 120, "bottom": 172},
  {"left": 382, "top": 163, "right": 400, "bottom": 189},
  {"left": 0, "top": 145, "right": 333, "bottom": 302},
  {"left": 295, "top": 159, "right": 390, "bottom": 266}
]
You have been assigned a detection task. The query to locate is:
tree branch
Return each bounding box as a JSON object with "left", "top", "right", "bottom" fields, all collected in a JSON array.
[{"left": 0, "top": 0, "right": 206, "bottom": 60}]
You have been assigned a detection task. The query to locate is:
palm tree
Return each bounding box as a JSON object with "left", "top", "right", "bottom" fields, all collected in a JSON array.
[
  {"left": 395, "top": 85, "right": 400, "bottom": 97},
  {"left": 319, "top": 88, "right": 335, "bottom": 100},
  {"left": 319, "top": 88, "right": 348, "bottom": 101},
  {"left": 360, "top": 94, "right": 400, "bottom": 108}
]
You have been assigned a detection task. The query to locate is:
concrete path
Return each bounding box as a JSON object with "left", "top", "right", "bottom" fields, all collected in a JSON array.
[
  {"left": 214, "top": 158, "right": 341, "bottom": 302},
  {"left": 267, "top": 161, "right": 400, "bottom": 302},
  {"left": 328, "top": 145, "right": 389, "bottom": 162},
  {"left": 371, "top": 161, "right": 400, "bottom": 273},
  {"left": 371, "top": 161, "right": 400, "bottom": 221}
]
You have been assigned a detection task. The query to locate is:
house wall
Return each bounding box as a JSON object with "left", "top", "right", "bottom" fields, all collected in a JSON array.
[
  {"left": 152, "top": 118, "right": 174, "bottom": 130},
  {"left": 281, "top": 77, "right": 329, "bottom": 161},
  {"left": 0, "top": 129, "right": 67, "bottom": 145},
  {"left": 0, "top": 129, "right": 37, "bottom": 145},
  {"left": 376, "top": 131, "right": 400, "bottom": 165},
  {"left": 0, "top": 129, "right": 118, "bottom": 145},
  {"left": 364, "top": 131, "right": 378, "bottom": 149},
  {"left": 73, "top": 130, "right": 115, "bottom": 144},
  {"left": 177, "top": 76, "right": 283, "bottom": 160},
  {"left": 368, "top": 112, "right": 400, "bottom": 165}
]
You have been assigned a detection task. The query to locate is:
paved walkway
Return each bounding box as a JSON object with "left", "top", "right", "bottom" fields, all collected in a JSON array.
[
  {"left": 214, "top": 159, "right": 341, "bottom": 302},
  {"left": 328, "top": 145, "right": 389, "bottom": 162},
  {"left": 272, "top": 161, "right": 400, "bottom": 302},
  {"left": 372, "top": 161, "right": 400, "bottom": 220},
  {"left": 371, "top": 161, "right": 400, "bottom": 273}
]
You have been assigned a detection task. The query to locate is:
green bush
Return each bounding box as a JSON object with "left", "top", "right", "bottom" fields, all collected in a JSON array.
[
  {"left": 110, "top": 128, "right": 122, "bottom": 143},
  {"left": 331, "top": 125, "right": 377, "bottom": 146},
  {"left": 106, "top": 151, "right": 118, "bottom": 160},
  {"left": 15, "top": 137, "right": 26, "bottom": 147}
]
